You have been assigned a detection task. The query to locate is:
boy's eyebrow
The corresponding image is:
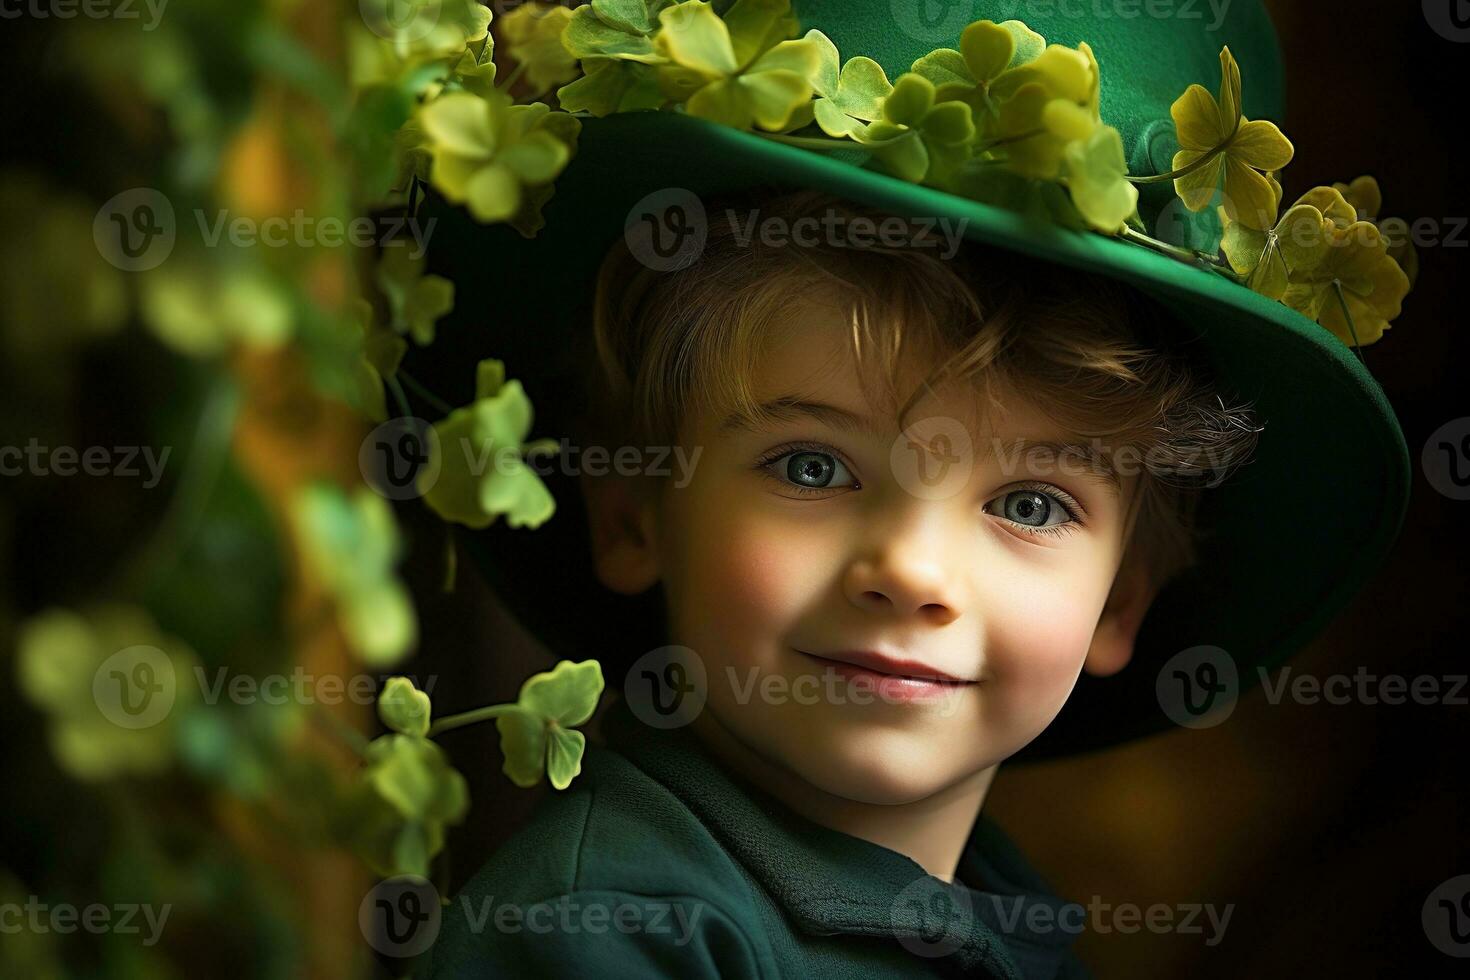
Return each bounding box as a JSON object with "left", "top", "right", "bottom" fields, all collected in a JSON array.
[
  {"left": 720, "top": 397, "right": 891, "bottom": 438},
  {"left": 985, "top": 439, "right": 1123, "bottom": 498},
  {"left": 723, "top": 401, "right": 1125, "bottom": 497}
]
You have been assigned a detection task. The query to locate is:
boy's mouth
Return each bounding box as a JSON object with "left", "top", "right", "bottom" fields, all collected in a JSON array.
[{"left": 796, "top": 649, "right": 978, "bottom": 686}]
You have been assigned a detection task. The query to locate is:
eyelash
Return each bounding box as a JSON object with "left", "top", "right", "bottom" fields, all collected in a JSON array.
[
  {"left": 754, "top": 441, "right": 862, "bottom": 496},
  {"left": 754, "top": 443, "right": 1086, "bottom": 535},
  {"left": 987, "top": 481, "right": 1085, "bottom": 539}
]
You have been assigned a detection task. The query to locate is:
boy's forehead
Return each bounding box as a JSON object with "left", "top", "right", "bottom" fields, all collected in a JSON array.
[{"left": 748, "top": 294, "right": 1038, "bottom": 440}]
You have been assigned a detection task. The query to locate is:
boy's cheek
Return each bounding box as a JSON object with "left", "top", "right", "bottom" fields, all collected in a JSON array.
[
  {"left": 710, "top": 532, "right": 827, "bottom": 645},
  {"left": 667, "top": 503, "right": 836, "bottom": 664},
  {"left": 984, "top": 581, "right": 1107, "bottom": 721}
]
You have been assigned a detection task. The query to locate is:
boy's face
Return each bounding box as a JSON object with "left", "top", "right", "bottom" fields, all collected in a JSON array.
[{"left": 630, "top": 293, "right": 1143, "bottom": 805}]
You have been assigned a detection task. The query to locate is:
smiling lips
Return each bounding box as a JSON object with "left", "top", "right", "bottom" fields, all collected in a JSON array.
[{"left": 799, "top": 649, "right": 978, "bottom": 704}]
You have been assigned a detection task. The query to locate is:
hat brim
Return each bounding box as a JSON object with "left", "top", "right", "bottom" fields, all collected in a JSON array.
[{"left": 406, "top": 110, "right": 1410, "bottom": 761}]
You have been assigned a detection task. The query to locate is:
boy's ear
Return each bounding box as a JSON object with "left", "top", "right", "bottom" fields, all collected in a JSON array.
[
  {"left": 581, "top": 471, "right": 661, "bottom": 595},
  {"left": 1084, "top": 544, "right": 1160, "bottom": 678}
]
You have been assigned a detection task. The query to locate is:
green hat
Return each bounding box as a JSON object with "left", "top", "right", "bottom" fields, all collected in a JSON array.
[{"left": 397, "top": 0, "right": 1412, "bottom": 760}]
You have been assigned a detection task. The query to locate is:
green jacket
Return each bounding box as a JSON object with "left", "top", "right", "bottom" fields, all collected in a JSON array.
[{"left": 427, "top": 695, "right": 1089, "bottom": 978}]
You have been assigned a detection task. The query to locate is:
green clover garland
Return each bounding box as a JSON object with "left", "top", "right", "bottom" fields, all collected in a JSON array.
[{"left": 375, "top": 0, "right": 1413, "bottom": 366}]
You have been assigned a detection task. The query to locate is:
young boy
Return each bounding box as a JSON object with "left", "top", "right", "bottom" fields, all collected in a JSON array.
[{"left": 424, "top": 188, "right": 1260, "bottom": 978}]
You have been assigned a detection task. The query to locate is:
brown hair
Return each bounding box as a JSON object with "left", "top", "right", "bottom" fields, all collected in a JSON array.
[{"left": 582, "top": 187, "right": 1260, "bottom": 587}]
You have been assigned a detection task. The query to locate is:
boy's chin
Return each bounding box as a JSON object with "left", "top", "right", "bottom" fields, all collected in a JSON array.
[{"left": 775, "top": 731, "right": 1001, "bottom": 807}]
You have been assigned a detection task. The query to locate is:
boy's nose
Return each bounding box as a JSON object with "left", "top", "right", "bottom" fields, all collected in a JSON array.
[{"left": 842, "top": 516, "right": 964, "bottom": 626}]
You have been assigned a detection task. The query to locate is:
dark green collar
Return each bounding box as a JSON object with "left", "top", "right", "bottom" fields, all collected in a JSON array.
[{"left": 602, "top": 696, "right": 1084, "bottom": 979}]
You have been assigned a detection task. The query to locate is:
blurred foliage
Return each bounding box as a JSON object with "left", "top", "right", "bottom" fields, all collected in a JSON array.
[{"left": 1, "top": 2, "right": 601, "bottom": 977}]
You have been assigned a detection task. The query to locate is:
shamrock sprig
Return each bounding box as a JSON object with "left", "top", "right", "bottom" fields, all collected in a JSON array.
[
  {"left": 345, "top": 666, "right": 601, "bottom": 878},
  {"left": 419, "top": 357, "right": 559, "bottom": 531},
  {"left": 343, "top": 677, "right": 469, "bottom": 878}
]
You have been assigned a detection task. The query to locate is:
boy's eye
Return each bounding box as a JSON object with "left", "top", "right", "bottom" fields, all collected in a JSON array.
[
  {"left": 770, "top": 450, "right": 857, "bottom": 490},
  {"left": 986, "top": 489, "right": 1075, "bottom": 529}
]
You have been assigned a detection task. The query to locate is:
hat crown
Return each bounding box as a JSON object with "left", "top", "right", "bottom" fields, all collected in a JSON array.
[{"left": 792, "top": 0, "right": 1286, "bottom": 246}]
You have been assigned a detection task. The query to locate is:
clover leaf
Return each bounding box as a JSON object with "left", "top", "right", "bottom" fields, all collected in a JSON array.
[
  {"left": 1170, "top": 46, "right": 1293, "bottom": 232},
  {"left": 911, "top": 19, "right": 1044, "bottom": 127},
  {"left": 1220, "top": 184, "right": 1342, "bottom": 299},
  {"left": 861, "top": 73, "right": 976, "bottom": 185},
  {"left": 140, "top": 261, "right": 292, "bottom": 357},
  {"left": 557, "top": 0, "right": 679, "bottom": 114},
  {"left": 653, "top": 0, "right": 821, "bottom": 132},
  {"left": 1280, "top": 217, "right": 1410, "bottom": 348},
  {"left": 1333, "top": 175, "right": 1419, "bottom": 288},
  {"left": 292, "top": 484, "right": 417, "bottom": 666},
  {"left": 341, "top": 299, "right": 407, "bottom": 423},
  {"left": 379, "top": 677, "right": 432, "bottom": 737},
  {"left": 419, "top": 91, "right": 581, "bottom": 224},
  {"left": 346, "top": 732, "right": 469, "bottom": 878},
  {"left": 375, "top": 246, "right": 454, "bottom": 346},
  {"left": 562, "top": 0, "right": 675, "bottom": 63},
  {"left": 352, "top": 0, "right": 493, "bottom": 98},
  {"left": 447, "top": 48, "right": 498, "bottom": 98},
  {"left": 501, "top": 2, "right": 579, "bottom": 94},
  {"left": 557, "top": 56, "right": 666, "bottom": 116},
  {"left": 805, "top": 29, "right": 891, "bottom": 139},
  {"left": 495, "top": 660, "right": 604, "bottom": 790},
  {"left": 420, "top": 358, "right": 557, "bottom": 530},
  {"left": 365, "top": 0, "right": 490, "bottom": 63},
  {"left": 985, "top": 44, "right": 1095, "bottom": 180},
  {"left": 1062, "top": 123, "right": 1138, "bottom": 233}
]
